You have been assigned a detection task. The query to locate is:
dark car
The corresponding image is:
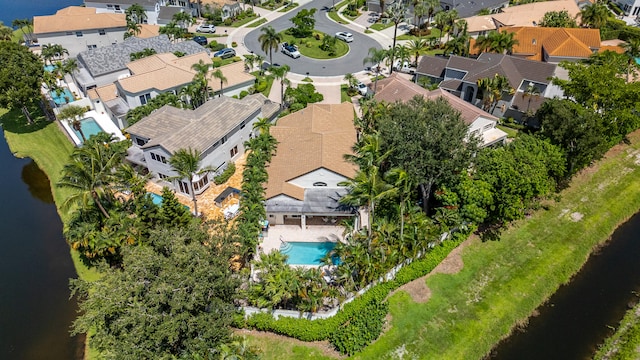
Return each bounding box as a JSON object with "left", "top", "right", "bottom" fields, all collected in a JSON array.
[
  {"left": 193, "top": 36, "right": 208, "bottom": 46},
  {"left": 213, "top": 48, "right": 236, "bottom": 59}
]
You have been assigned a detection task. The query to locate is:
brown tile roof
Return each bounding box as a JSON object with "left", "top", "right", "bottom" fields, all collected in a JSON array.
[
  {"left": 93, "top": 83, "right": 119, "bottom": 102},
  {"left": 374, "top": 74, "right": 497, "bottom": 126},
  {"left": 502, "top": 27, "right": 601, "bottom": 60},
  {"left": 137, "top": 24, "right": 160, "bottom": 39},
  {"left": 599, "top": 45, "right": 625, "bottom": 54},
  {"left": 126, "top": 94, "right": 275, "bottom": 154},
  {"left": 118, "top": 53, "right": 254, "bottom": 94},
  {"left": 265, "top": 103, "right": 357, "bottom": 200},
  {"left": 33, "top": 6, "right": 126, "bottom": 34}
]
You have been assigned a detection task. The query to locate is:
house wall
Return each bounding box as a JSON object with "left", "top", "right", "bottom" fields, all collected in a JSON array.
[
  {"left": 288, "top": 168, "right": 349, "bottom": 189},
  {"left": 468, "top": 117, "right": 496, "bottom": 138},
  {"left": 87, "top": 1, "right": 160, "bottom": 24},
  {"left": 36, "top": 28, "right": 127, "bottom": 58}
]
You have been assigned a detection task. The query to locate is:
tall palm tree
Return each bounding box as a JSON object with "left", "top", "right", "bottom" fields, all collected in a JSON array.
[
  {"left": 343, "top": 72, "right": 358, "bottom": 90},
  {"left": 41, "top": 44, "right": 68, "bottom": 65},
  {"left": 169, "top": 148, "right": 211, "bottom": 216},
  {"left": 0, "top": 25, "right": 12, "bottom": 41},
  {"left": 159, "top": 21, "right": 183, "bottom": 42},
  {"left": 623, "top": 38, "right": 640, "bottom": 82},
  {"left": 270, "top": 64, "right": 290, "bottom": 108},
  {"left": 58, "top": 105, "right": 88, "bottom": 142},
  {"left": 385, "top": 2, "right": 408, "bottom": 75},
  {"left": 125, "top": 3, "right": 147, "bottom": 24},
  {"left": 173, "top": 11, "right": 195, "bottom": 30},
  {"left": 478, "top": 74, "right": 514, "bottom": 114},
  {"left": 424, "top": 0, "right": 440, "bottom": 26},
  {"left": 580, "top": 1, "right": 610, "bottom": 29},
  {"left": 211, "top": 68, "right": 227, "bottom": 97},
  {"left": 252, "top": 117, "right": 273, "bottom": 135},
  {"left": 384, "top": 168, "right": 414, "bottom": 241},
  {"left": 258, "top": 26, "right": 282, "bottom": 65},
  {"left": 191, "top": 59, "right": 212, "bottom": 101},
  {"left": 363, "top": 47, "right": 388, "bottom": 94},
  {"left": 11, "top": 19, "right": 32, "bottom": 43},
  {"left": 406, "top": 38, "right": 429, "bottom": 66},
  {"left": 433, "top": 11, "right": 448, "bottom": 46},
  {"left": 244, "top": 55, "right": 256, "bottom": 72},
  {"left": 124, "top": 20, "right": 142, "bottom": 39}
]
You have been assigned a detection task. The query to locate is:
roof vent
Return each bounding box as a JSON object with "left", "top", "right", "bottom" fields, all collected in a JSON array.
[{"left": 532, "top": 38, "right": 537, "bottom": 45}]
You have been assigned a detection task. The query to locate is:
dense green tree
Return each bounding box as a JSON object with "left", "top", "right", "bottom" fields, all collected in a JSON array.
[
  {"left": 377, "top": 96, "right": 478, "bottom": 214},
  {"left": 284, "top": 82, "right": 323, "bottom": 108},
  {"left": 289, "top": 8, "right": 317, "bottom": 38},
  {"left": 580, "top": 1, "right": 610, "bottom": 29},
  {"left": 259, "top": 26, "right": 282, "bottom": 65},
  {"left": 0, "top": 41, "right": 44, "bottom": 124},
  {"left": 537, "top": 98, "right": 609, "bottom": 175},
  {"left": 158, "top": 186, "right": 193, "bottom": 227},
  {"left": 623, "top": 38, "right": 640, "bottom": 82},
  {"left": 0, "top": 23, "right": 12, "bottom": 41},
  {"left": 475, "top": 30, "right": 519, "bottom": 54},
  {"left": 71, "top": 224, "right": 240, "bottom": 359},
  {"left": 475, "top": 134, "right": 565, "bottom": 223},
  {"left": 159, "top": 21, "right": 184, "bottom": 42},
  {"left": 538, "top": 10, "right": 578, "bottom": 27}
]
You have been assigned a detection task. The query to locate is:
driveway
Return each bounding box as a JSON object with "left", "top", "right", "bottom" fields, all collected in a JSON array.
[{"left": 243, "top": 0, "right": 384, "bottom": 76}]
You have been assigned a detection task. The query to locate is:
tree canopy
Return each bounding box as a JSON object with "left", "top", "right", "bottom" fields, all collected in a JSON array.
[
  {"left": 377, "top": 96, "right": 478, "bottom": 214},
  {"left": 0, "top": 41, "right": 44, "bottom": 120},
  {"left": 538, "top": 10, "right": 577, "bottom": 28},
  {"left": 71, "top": 223, "right": 241, "bottom": 359},
  {"left": 290, "top": 8, "right": 317, "bottom": 37}
]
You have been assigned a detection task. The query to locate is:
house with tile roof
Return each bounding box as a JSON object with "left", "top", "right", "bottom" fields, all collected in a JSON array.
[
  {"left": 88, "top": 52, "right": 255, "bottom": 128},
  {"left": 75, "top": 35, "right": 207, "bottom": 93},
  {"left": 33, "top": 6, "right": 127, "bottom": 57},
  {"left": 462, "top": 0, "right": 581, "bottom": 37},
  {"left": 373, "top": 74, "right": 507, "bottom": 147},
  {"left": 125, "top": 94, "right": 279, "bottom": 195},
  {"left": 264, "top": 103, "right": 360, "bottom": 229},
  {"left": 416, "top": 53, "right": 558, "bottom": 120},
  {"left": 496, "top": 27, "right": 601, "bottom": 62},
  {"left": 201, "top": 0, "right": 242, "bottom": 21},
  {"left": 612, "top": 0, "right": 640, "bottom": 17},
  {"left": 84, "top": 0, "right": 198, "bottom": 25}
]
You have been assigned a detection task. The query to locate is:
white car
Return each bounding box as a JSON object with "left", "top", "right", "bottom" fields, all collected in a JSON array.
[
  {"left": 356, "top": 82, "right": 368, "bottom": 96},
  {"left": 282, "top": 43, "right": 301, "bottom": 59},
  {"left": 196, "top": 24, "right": 216, "bottom": 33},
  {"left": 335, "top": 31, "right": 354, "bottom": 43}
]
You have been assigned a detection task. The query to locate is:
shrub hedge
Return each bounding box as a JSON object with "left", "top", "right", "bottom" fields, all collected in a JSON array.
[
  {"left": 242, "top": 231, "right": 469, "bottom": 354},
  {"left": 214, "top": 163, "right": 236, "bottom": 185}
]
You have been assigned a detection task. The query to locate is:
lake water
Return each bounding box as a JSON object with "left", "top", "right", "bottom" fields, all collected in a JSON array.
[
  {"left": 490, "top": 212, "right": 640, "bottom": 359},
  {"left": 0, "top": 0, "right": 82, "bottom": 27},
  {"left": 0, "top": 131, "right": 83, "bottom": 359}
]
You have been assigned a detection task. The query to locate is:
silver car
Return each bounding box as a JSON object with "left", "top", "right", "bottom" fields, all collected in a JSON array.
[
  {"left": 196, "top": 24, "right": 216, "bottom": 33},
  {"left": 335, "top": 31, "right": 354, "bottom": 43}
]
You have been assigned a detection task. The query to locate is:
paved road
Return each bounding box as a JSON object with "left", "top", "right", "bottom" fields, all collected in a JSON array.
[{"left": 244, "top": 0, "right": 384, "bottom": 76}]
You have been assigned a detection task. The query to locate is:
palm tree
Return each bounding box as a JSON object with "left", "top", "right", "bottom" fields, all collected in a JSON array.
[
  {"left": 478, "top": 74, "right": 514, "bottom": 114},
  {"left": 424, "top": 0, "right": 440, "bottom": 26},
  {"left": 211, "top": 68, "right": 227, "bottom": 97},
  {"left": 173, "top": 11, "right": 195, "bottom": 30},
  {"left": 244, "top": 55, "right": 256, "bottom": 72},
  {"left": 580, "top": 1, "right": 610, "bottom": 29},
  {"left": 363, "top": 47, "right": 388, "bottom": 94},
  {"left": 433, "top": 11, "right": 448, "bottom": 46},
  {"left": 270, "top": 64, "right": 290, "bottom": 108},
  {"left": 443, "top": 33, "right": 469, "bottom": 56},
  {"left": 159, "top": 21, "right": 183, "bottom": 42},
  {"left": 0, "top": 25, "right": 12, "bottom": 41},
  {"left": 406, "top": 38, "right": 428, "bottom": 67},
  {"left": 444, "top": 9, "right": 460, "bottom": 43},
  {"left": 254, "top": 54, "right": 265, "bottom": 74},
  {"left": 58, "top": 134, "right": 124, "bottom": 218},
  {"left": 522, "top": 82, "right": 541, "bottom": 115},
  {"left": 384, "top": 168, "right": 414, "bottom": 242},
  {"left": 125, "top": 3, "right": 147, "bottom": 24},
  {"left": 343, "top": 72, "right": 358, "bottom": 90},
  {"left": 385, "top": 2, "right": 408, "bottom": 75},
  {"left": 124, "top": 20, "right": 142, "bottom": 39},
  {"left": 475, "top": 30, "right": 518, "bottom": 54},
  {"left": 191, "top": 59, "right": 212, "bottom": 101},
  {"left": 11, "top": 19, "right": 32, "bottom": 43},
  {"left": 41, "top": 44, "right": 68, "bottom": 64},
  {"left": 258, "top": 26, "right": 282, "bottom": 65},
  {"left": 252, "top": 117, "right": 273, "bottom": 135},
  {"left": 169, "top": 148, "right": 211, "bottom": 216},
  {"left": 58, "top": 105, "right": 88, "bottom": 142},
  {"left": 623, "top": 38, "right": 640, "bottom": 82}
]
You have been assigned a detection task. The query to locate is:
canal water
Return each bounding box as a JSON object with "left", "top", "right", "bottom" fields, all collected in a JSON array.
[
  {"left": 0, "top": 132, "right": 83, "bottom": 359},
  {"left": 490, "top": 212, "right": 640, "bottom": 360}
]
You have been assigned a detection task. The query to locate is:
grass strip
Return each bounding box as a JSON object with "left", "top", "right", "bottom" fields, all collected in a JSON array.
[
  {"left": 279, "top": 31, "right": 349, "bottom": 59},
  {"left": 353, "top": 131, "right": 640, "bottom": 359},
  {"left": 247, "top": 18, "right": 268, "bottom": 28},
  {"left": 594, "top": 301, "right": 640, "bottom": 360}
]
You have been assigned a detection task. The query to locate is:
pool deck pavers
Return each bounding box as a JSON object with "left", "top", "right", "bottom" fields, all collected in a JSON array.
[{"left": 260, "top": 224, "right": 345, "bottom": 255}]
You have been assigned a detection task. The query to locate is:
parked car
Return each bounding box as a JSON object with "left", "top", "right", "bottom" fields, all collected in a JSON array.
[
  {"left": 261, "top": 61, "right": 281, "bottom": 71},
  {"left": 281, "top": 42, "right": 301, "bottom": 59},
  {"left": 193, "top": 36, "right": 208, "bottom": 46},
  {"left": 335, "top": 31, "right": 354, "bottom": 43},
  {"left": 356, "top": 82, "right": 368, "bottom": 96},
  {"left": 196, "top": 24, "right": 216, "bottom": 33},
  {"left": 393, "top": 60, "right": 416, "bottom": 74},
  {"left": 213, "top": 48, "right": 236, "bottom": 59}
]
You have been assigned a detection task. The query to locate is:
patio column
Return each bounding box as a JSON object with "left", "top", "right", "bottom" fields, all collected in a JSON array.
[{"left": 301, "top": 214, "right": 306, "bottom": 228}]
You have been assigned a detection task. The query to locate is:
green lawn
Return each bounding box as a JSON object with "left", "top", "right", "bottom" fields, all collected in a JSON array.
[
  {"left": 0, "top": 108, "right": 101, "bottom": 282},
  {"left": 327, "top": 10, "right": 347, "bottom": 24},
  {"left": 594, "top": 300, "right": 640, "bottom": 360},
  {"left": 370, "top": 22, "right": 394, "bottom": 31},
  {"left": 278, "top": 2, "right": 299, "bottom": 12},
  {"left": 243, "top": 131, "right": 640, "bottom": 359},
  {"left": 280, "top": 31, "right": 349, "bottom": 59},
  {"left": 242, "top": 333, "right": 338, "bottom": 360},
  {"left": 497, "top": 124, "right": 518, "bottom": 138},
  {"left": 397, "top": 29, "right": 441, "bottom": 41},
  {"left": 229, "top": 14, "right": 260, "bottom": 27},
  {"left": 246, "top": 18, "right": 268, "bottom": 28},
  {"left": 340, "top": 84, "right": 352, "bottom": 103}
]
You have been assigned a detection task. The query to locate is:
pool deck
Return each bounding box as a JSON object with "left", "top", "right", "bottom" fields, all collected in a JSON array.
[
  {"left": 59, "top": 110, "right": 126, "bottom": 146},
  {"left": 260, "top": 225, "right": 345, "bottom": 255}
]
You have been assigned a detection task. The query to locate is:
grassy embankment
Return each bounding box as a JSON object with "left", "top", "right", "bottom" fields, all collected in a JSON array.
[
  {"left": 242, "top": 131, "right": 640, "bottom": 359},
  {"left": 0, "top": 108, "right": 100, "bottom": 282},
  {"left": 594, "top": 301, "right": 640, "bottom": 360}
]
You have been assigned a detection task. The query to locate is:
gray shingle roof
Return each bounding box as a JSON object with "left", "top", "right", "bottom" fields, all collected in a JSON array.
[
  {"left": 158, "top": 6, "right": 183, "bottom": 21},
  {"left": 77, "top": 35, "right": 207, "bottom": 77},
  {"left": 126, "top": 94, "right": 276, "bottom": 154},
  {"left": 265, "top": 188, "right": 355, "bottom": 214},
  {"left": 416, "top": 55, "right": 448, "bottom": 77}
]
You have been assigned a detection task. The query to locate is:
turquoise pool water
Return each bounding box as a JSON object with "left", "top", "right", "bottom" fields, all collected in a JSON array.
[
  {"left": 72, "top": 117, "right": 104, "bottom": 143},
  {"left": 44, "top": 65, "right": 55, "bottom": 72},
  {"left": 636, "top": 57, "right": 640, "bottom": 65},
  {"left": 148, "top": 192, "right": 190, "bottom": 210},
  {"left": 50, "top": 88, "right": 74, "bottom": 105},
  {"left": 280, "top": 241, "right": 338, "bottom": 265}
]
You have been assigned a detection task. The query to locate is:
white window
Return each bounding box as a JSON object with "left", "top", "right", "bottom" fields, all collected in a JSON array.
[
  {"left": 230, "top": 145, "right": 238, "bottom": 157},
  {"left": 87, "top": 45, "right": 97, "bottom": 50},
  {"left": 66, "top": 31, "right": 73, "bottom": 36},
  {"left": 76, "top": 31, "right": 83, "bottom": 37},
  {"left": 136, "top": 138, "right": 146, "bottom": 146},
  {"left": 107, "top": 4, "right": 113, "bottom": 8},
  {"left": 114, "top": 5, "right": 121, "bottom": 10},
  {"left": 139, "top": 93, "right": 151, "bottom": 105}
]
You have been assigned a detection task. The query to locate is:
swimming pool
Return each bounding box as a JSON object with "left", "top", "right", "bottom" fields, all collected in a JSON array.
[
  {"left": 44, "top": 65, "right": 55, "bottom": 72},
  {"left": 147, "top": 192, "right": 191, "bottom": 210},
  {"left": 280, "top": 241, "right": 338, "bottom": 265},
  {"left": 72, "top": 117, "right": 104, "bottom": 143},
  {"left": 50, "top": 88, "right": 74, "bottom": 105}
]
